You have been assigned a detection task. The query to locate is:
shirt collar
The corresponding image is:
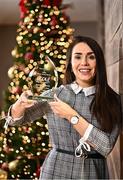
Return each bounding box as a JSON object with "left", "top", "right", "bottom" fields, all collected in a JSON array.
[{"left": 71, "top": 82, "right": 96, "bottom": 96}]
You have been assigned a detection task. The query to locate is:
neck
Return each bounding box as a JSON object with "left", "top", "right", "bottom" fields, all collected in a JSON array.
[{"left": 75, "top": 80, "right": 95, "bottom": 88}]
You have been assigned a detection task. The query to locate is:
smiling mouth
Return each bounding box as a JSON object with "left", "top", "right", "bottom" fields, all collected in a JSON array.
[{"left": 79, "top": 69, "right": 91, "bottom": 72}]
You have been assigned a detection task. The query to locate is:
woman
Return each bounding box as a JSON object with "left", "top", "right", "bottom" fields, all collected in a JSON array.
[{"left": 6, "top": 36, "right": 122, "bottom": 179}]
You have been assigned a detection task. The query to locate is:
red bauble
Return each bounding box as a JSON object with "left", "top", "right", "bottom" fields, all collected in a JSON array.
[
  {"left": 31, "top": 46, "right": 36, "bottom": 52},
  {"left": 24, "top": 52, "right": 34, "bottom": 61},
  {"left": 53, "top": 0, "right": 62, "bottom": 7},
  {"left": 22, "top": 127, "right": 30, "bottom": 133},
  {"left": 19, "top": 0, "right": 28, "bottom": 18},
  {"left": 1, "top": 162, "right": 9, "bottom": 171},
  {"left": 42, "top": 0, "right": 62, "bottom": 7},
  {"left": 15, "top": 86, "right": 22, "bottom": 94},
  {"left": 11, "top": 86, "right": 22, "bottom": 94},
  {"left": 50, "top": 15, "right": 57, "bottom": 27},
  {"left": 42, "top": 0, "right": 50, "bottom": 6}
]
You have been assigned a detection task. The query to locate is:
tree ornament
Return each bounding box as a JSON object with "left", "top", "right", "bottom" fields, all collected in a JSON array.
[
  {"left": 8, "top": 160, "right": 19, "bottom": 171},
  {"left": 0, "top": 169, "right": 8, "bottom": 180},
  {"left": 31, "top": 45, "right": 36, "bottom": 52},
  {"left": 19, "top": 0, "right": 28, "bottom": 18},
  {"left": 1, "top": 162, "right": 9, "bottom": 171},
  {"left": 42, "top": 0, "right": 62, "bottom": 7},
  {"left": 11, "top": 86, "right": 22, "bottom": 94},
  {"left": 8, "top": 66, "right": 16, "bottom": 79},
  {"left": 24, "top": 52, "right": 34, "bottom": 61},
  {"left": 50, "top": 15, "right": 58, "bottom": 27},
  {"left": 22, "top": 127, "right": 31, "bottom": 133},
  {"left": 11, "top": 48, "right": 18, "bottom": 57}
]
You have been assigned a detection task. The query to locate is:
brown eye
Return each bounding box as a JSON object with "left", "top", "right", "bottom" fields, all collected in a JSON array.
[
  {"left": 88, "top": 54, "right": 95, "bottom": 60},
  {"left": 75, "top": 55, "right": 81, "bottom": 59}
]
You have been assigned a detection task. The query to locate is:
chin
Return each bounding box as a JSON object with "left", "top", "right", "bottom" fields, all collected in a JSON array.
[{"left": 80, "top": 79, "right": 94, "bottom": 85}]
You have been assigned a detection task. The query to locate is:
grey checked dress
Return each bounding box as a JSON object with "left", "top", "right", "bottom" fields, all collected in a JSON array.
[{"left": 8, "top": 83, "right": 121, "bottom": 179}]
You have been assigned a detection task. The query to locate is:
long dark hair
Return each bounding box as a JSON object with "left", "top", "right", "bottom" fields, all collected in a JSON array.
[{"left": 63, "top": 36, "right": 121, "bottom": 133}]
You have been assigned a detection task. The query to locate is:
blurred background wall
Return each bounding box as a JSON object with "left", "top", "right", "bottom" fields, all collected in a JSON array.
[{"left": 104, "top": 0, "right": 123, "bottom": 178}]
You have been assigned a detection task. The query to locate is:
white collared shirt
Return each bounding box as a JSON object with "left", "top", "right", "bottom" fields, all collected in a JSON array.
[{"left": 71, "top": 82, "right": 96, "bottom": 96}]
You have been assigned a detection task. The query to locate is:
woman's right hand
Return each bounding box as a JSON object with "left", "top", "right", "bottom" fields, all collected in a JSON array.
[{"left": 11, "top": 90, "right": 36, "bottom": 119}]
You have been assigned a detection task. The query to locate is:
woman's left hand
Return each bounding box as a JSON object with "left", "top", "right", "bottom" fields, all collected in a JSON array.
[{"left": 49, "top": 94, "right": 77, "bottom": 120}]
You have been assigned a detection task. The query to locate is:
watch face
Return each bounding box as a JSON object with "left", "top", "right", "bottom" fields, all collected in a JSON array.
[{"left": 71, "top": 116, "right": 79, "bottom": 125}]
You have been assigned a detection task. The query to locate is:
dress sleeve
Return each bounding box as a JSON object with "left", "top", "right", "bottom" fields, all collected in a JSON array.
[
  {"left": 4, "top": 105, "right": 24, "bottom": 128},
  {"left": 86, "top": 125, "right": 120, "bottom": 157},
  {"left": 84, "top": 93, "right": 122, "bottom": 157},
  {"left": 5, "top": 101, "right": 50, "bottom": 127}
]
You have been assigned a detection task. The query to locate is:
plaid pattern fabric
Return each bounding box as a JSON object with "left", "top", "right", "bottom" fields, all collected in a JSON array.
[{"left": 10, "top": 84, "right": 121, "bottom": 179}]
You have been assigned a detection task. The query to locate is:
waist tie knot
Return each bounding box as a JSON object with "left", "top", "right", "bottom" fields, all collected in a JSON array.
[{"left": 75, "top": 137, "right": 91, "bottom": 157}]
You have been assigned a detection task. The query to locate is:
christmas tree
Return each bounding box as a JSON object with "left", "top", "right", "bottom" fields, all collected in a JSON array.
[{"left": 0, "top": 0, "right": 73, "bottom": 179}]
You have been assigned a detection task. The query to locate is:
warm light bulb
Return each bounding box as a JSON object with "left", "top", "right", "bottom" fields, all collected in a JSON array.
[
  {"left": 47, "top": 28, "right": 51, "bottom": 32},
  {"left": 38, "top": 23, "right": 41, "bottom": 26},
  {"left": 40, "top": 33, "right": 44, "bottom": 36},
  {"left": 60, "top": 74, "right": 64, "bottom": 79},
  {"left": 24, "top": 16, "right": 30, "bottom": 23},
  {"left": 49, "top": 52, "right": 53, "bottom": 56},
  {"left": 16, "top": 36, "right": 23, "bottom": 41}
]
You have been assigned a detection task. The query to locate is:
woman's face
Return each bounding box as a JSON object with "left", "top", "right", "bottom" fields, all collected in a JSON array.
[{"left": 71, "top": 42, "right": 96, "bottom": 87}]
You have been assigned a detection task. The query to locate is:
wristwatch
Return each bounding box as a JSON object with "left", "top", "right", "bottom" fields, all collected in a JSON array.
[{"left": 70, "top": 115, "right": 80, "bottom": 125}]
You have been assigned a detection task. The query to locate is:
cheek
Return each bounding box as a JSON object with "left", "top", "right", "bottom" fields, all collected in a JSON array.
[
  {"left": 90, "top": 62, "right": 96, "bottom": 76},
  {"left": 71, "top": 63, "right": 78, "bottom": 74},
  {"left": 71, "top": 58, "right": 79, "bottom": 68},
  {"left": 92, "top": 62, "right": 96, "bottom": 70},
  {"left": 92, "top": 65, "right": 96, "bottom": 76},
  {"left": 71, "top": 60, "right": 76, "bottom": 70}
]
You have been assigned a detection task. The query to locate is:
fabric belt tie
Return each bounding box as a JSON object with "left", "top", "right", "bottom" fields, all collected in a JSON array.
[{"left": 56, "top": 148, "right": 104, "bottom": 159}]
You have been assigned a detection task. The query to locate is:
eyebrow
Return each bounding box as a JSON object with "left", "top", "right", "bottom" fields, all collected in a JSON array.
[{"left": 74, "top": 52, "right": 94, "bottom": 55}]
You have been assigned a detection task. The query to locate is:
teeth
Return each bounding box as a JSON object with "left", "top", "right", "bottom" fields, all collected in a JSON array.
[{"left": 79, "top": 69, "right": 90, "bottom": 72}]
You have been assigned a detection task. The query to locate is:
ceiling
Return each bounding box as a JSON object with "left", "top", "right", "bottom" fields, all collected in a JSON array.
[{"left": 0, "top": 0, "right": 98, "bottom": 25}]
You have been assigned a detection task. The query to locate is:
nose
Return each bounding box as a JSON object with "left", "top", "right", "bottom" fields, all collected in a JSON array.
[{"left": 81, "top": 56, "right": 88, "bottom": 65}]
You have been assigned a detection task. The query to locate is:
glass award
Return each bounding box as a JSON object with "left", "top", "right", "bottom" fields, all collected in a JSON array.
[{"left": 27, "top": 55, "right": 58, "bottom": 102}]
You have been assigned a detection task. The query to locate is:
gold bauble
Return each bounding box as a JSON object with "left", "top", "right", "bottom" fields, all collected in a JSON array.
[
  {"left": 0, "top": 169, "right": 7, "bottom": 180},
  {"left": 8, "top": 66, "right": 16, "bottom": 79},
  {"left": 8, "top": 159, "right": 19, "bottom": 171},
  {"left": 11, "top": 48, "right": 17, "bottom": 57}
]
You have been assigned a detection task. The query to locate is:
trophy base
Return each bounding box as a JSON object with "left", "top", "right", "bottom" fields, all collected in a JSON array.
[{"left": 28, "top": 95, "right": 54, "bottom": 101}]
